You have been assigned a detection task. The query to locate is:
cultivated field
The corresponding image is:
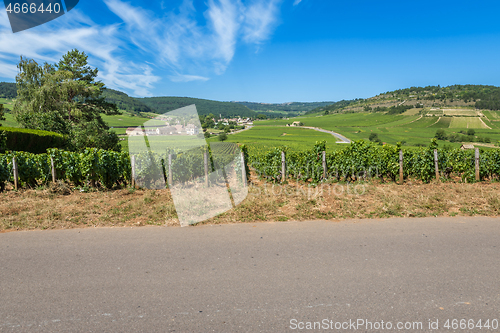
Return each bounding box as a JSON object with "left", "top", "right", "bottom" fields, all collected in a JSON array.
[{"left": 449, "top": 117, "right": 489, "bottom": 129}]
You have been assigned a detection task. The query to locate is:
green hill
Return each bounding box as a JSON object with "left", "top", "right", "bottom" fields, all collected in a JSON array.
[
  {"left": 310, "top": 85, "right": 500, "bottom": 115},
  {"left": 138, "top": 96, "right": 257, "bottom": 118},
  {"left": 101, "top": 88, "right": 154, "bottom": 114},
  {"left": 0, "top": 82, "right": 16, "bottom": 99},
  {"left": 235, "top": 101, "right": 335, "bottom": 117}
]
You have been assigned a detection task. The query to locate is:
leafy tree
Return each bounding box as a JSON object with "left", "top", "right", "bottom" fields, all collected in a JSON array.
[
  {"left": 0, "top": 104, "right": 5, "bottom": 125},
  {"left": 369, "top": 133, "right": 379, "bottom": 141},
  {"left": 256, "top": 114, "right": 267, "bottom": 120},
  {"left": 204, "top": 131, "right": 211, "bottom": 139},
  {"left": 13, "top": 49, "right": 121, "bottom": 151},
  {"left": 218, "top": 132, "right": 227, "bottom": 141},
  {"left": 467, "top": 129, "right": 475, "bottom": 136}
]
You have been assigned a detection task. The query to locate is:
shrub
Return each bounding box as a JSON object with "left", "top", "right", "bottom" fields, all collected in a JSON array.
[{"left": 1, "top": 127, "right": 67, "bottom": 153}]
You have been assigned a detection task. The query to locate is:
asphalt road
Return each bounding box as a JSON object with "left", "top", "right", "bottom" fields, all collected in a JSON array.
[
  {"left": 1, "top": 217, "right": 499, "bottom": 332},
  {"left": 302, "top": 127, "right": 351, "bottom": 143}
]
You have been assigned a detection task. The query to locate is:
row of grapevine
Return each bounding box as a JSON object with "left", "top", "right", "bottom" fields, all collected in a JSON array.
[
  {"left": 0, "top": 148, "right": 131, "bottom": 191},
  {"left": 248, "top": 139, "right": 500, "bottom": 183},
  {"left": 1, "top": 140, "right": 499, "bottom": 191},
  {"left": 0, "top": 144, "right": 246, "bottom": 191}
]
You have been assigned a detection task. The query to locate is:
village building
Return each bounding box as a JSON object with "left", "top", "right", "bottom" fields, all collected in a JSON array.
[{"left": 460, "top": 144, "right": 475, "bottom": 150}]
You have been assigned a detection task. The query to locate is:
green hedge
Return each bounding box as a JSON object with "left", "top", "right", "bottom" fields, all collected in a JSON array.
[{"left": 0, "top": 127, "right": 67, "bottom": 154}]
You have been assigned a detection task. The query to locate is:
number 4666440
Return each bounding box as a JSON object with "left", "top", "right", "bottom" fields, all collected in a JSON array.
[{"left": 5, "top": 2, "right": 61, "bottom": 14}]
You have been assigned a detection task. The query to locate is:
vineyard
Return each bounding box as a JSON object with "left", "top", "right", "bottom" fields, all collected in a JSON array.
[
  {"left": 0, "top": 143, "right": 247, "bottom": 191},
  {"left": 248, "top": 140, "right": 500, "bottom": 184},
  {"left": 1, "top": 140, "right": 500, "bottom": 192}
]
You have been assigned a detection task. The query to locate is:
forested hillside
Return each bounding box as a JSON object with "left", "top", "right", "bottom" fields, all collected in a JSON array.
[
  {"left": 139, "top": 96, "right": 257, "bottom": 118},
  {"left": 236, "top": 101, "right": 334, "bottom": 113},
  {"left": 307, "top": 99, "right": 359, "bottom": 114},
  {"left": 101, "top": 88, "right": 154, "bottom": 114},
  {"left": 308, "top": 85, "right": 500, "bottom": 115},
  {"left": 0, "top": 82, "right": 16, "bottom": 98}
]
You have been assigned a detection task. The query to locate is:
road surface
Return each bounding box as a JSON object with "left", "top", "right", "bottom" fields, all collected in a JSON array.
[
  {"left": 1, "top": 217, "right": 499, "bottom": 332},
  {"left": 302, "top": 126, "right": 351, "bottom": 143}
]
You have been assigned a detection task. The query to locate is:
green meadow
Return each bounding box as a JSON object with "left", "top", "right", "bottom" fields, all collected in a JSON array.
[
  {"left": 213, "top": 126, "right": 346, "bottom": 152},
  {"left": 253, "top": 111, "right": 500, "bottom": 149}
]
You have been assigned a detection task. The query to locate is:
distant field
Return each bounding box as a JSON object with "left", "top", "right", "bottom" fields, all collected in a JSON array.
[
  {"left": 449, "top": 117, "right": 489, "bottom": 129},
  {"left": 0, "top": 98, "right": 14, "bottom": 111},
  {"left": 216, "top": 126, "right": 343, "bottom": 152},
  {"left": 428, "top": 117, "right": 452, "bottom": 128},
  {"left": 1, "top": 113, "right": 20, "bottom": 128},
  {"left": 443, "top": 109, "right": 478, "bottom": 116}
]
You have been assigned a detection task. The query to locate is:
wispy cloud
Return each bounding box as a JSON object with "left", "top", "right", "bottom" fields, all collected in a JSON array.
[
  {"left": 104, "top": 0, "right": 284, "bottom": 81},
  {"left": 293, "top": 0, "right": 302, "bottom": 6},
  {"left": 169, "top": 74, "right": 210, "bottom": 83},
  {"left": 0, "top": 9, "right": 160, "bottom": 96},
  {"left": 0, "top": 0, "right": 283, "bottom": 96}
]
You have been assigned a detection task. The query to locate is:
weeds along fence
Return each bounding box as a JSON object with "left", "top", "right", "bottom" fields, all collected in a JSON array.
[{"left": 248, "top": 140, "right": 500, "bottom": 184}]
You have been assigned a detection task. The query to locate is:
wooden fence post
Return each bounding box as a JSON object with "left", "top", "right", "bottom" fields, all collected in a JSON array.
[
  {"left": 434, "top": 149, "right": 439, "bottom": 181},
  {"left": 281, "top": 151, "right": 286, "bottom": 183},
  {"left": 131, "top": 155, "right": 136, "bottom": 188},
  {"left": 168, "top": 154, "right": 173, "bottom": 187},
  {"left": 399, "top": 150, "right": 404, "bottom": 185},
  {"left": 322, "top": 151, "right": 327, "bottom": 180},
  {"left": 204, "top": 150, "right": 209, "bottom": 187},
  {"left": 240, "top": 151, "right": 247, "bottom": 186},
  {"left": 12, "top": 156, "right": 18, "bottom": 190},
  {"left": 475, "top": 148, "right": 480, "bottom": 181},
  {"left": 50, "top": 156, "right": 56, "bottom": 183}
]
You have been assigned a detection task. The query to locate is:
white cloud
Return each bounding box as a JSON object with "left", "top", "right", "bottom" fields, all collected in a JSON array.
[
  {"left": 293, "top": 0, "right": 302, "bottom": 6},
  {"left": 0, "top": 0, "right": 284, "bottom": 95},
  {"left": 169, "top": 74, "right": 210, "bottom": 83},
  {"left": 103, "top": 0, "right": 284, "bottom": 81},
  {"left": 243, "top": 0, "right": 282, "bottom": 44},
  {"left": 0, "top": 9, "right": 160, "bottom": 96}
]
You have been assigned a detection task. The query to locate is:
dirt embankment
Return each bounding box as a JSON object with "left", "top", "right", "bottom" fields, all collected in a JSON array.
[{"left": 2, "top": 177, "right": 500, "bottom": 232}]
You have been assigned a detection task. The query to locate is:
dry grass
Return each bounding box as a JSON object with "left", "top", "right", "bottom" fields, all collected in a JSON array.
[{"left": 1, "top": 177, "right": 500, "bottom": 232}]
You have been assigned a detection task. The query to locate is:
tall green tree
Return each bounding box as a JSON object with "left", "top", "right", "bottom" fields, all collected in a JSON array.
[
  {"left": 0, "top": 104, "right": 5, "bottom": 125},
  {"left": 13, "top": 49, "right": 121, "bottom": 151}
]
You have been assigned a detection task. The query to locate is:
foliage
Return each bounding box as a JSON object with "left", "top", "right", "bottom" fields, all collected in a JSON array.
[
  {"left": 307, "top": 99, "right": 359, "bottom": 114},
  {"left": 218, "top": 132, "right": 228, "bottom": 141},
  {"left": 0, "top": 103, "right": 4, "bottom": 124},
  {"left": 0, "top": 131, "right": 6, "bottom": 154},
  {"left": 101, "top": 88, "right": 154, "bottom": 114},
  {"left": 13, "top": 49, "right": 120, "bottom": 151},
  {"left": 248, "top": 140, "right": 500, "bottom": 184},
  {"left": 139, "top": 96, "right": 257, "bottom": 118},
  {"left": 0, "top": 82, "right": 17, "bottom": 98},
  {"left": 0, "top": 126, "right": 67, "bottom": 153}
]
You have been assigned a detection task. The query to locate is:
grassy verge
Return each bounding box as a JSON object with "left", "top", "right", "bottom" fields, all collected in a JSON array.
[{"left": 2, "top": 177, "right": 500, "bottom": 232}]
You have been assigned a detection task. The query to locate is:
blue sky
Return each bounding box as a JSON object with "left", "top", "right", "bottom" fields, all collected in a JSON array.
[{"left": 1, "top": 0, "right": 500, "bottom": 102}]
